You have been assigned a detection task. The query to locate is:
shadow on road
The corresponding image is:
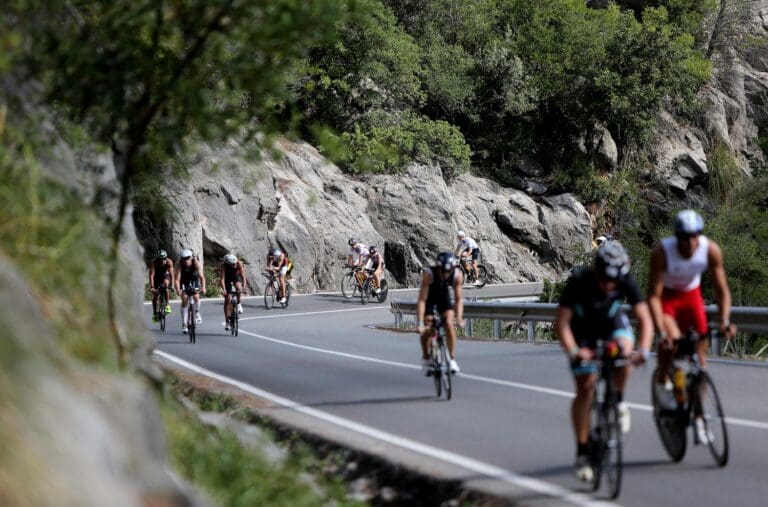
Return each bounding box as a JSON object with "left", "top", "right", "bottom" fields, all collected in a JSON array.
[{"left": 282, "top": 394, "right": 435, "bottom": 409}]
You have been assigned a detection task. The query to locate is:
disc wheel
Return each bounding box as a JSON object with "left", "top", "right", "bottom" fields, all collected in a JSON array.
[
  {"left": 651, "top": 368, "right": 687, "bottom": 462},
  {"left": 264, "top": 283, "right": 275, "bottom": 309},
  {"left": 341, "top": 273, "right": 357, "bottom": 299},
  {"left": 697, "top": 371, "right": 729, "bottom": 467}
]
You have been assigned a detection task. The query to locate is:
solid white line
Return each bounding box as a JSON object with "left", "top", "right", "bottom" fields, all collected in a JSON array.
[
  {"left": 235, "top": 329, "right": 768, "bottom": 431},
  {"left": 238, "top": 306, "right": 389, "bottom": 321},
  {"left": 154, "top": 349, "right": 615, "bottom": 507}
]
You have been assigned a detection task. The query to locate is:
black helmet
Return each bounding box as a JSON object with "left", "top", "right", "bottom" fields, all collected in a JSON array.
[
  {"left": 157, "top": 249, "right": 168, "bottom": 260},
  {"left": 348, "top": 237, "right": 357, "bottom": 246},
  {"left": 436, "top": 252, "right": 457, "bottom": 272},
  {"left": 369, "top": 245, "right": 377, "bottom": 254},
  {"left": 594, "top": 241, "right": 630, "bottom": 280}
]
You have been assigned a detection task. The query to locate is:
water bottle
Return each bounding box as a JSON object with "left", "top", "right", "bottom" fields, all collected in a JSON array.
[{"left": 673, "top": 367, "right": 686, "bottom": 404}]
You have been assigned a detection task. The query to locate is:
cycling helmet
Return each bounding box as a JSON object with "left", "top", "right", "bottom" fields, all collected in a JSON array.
[
  {"left": 348, "top": 237, "right": 357, "bottom": 246},
  {"left": 436, "top": 252, "right": 458, "bottom": 272},
  {"left": 369, "top": 245, "right": 377, "bottom": 254},
  {"left": 596, "top": 236, "right": 607, "bottom": 246},
  {"left": 272, "top": 249, "right": 282, "bottom": 257},
  {"left": 157, "top": 249, "right": 168, "bottom": 259},
  {"left": 457, "top": 230, "right": 466, "bottom": 239},
  {"left": 674, "top": 210, "right": 704, "bottom": 236},
  {"left": 225, "top": 253, "right": 237, "bottom": 265},
  {"left": 180, "top": 249, "right": 193, "bottom": 260},
  {"left": 594, "top": 241, "right": 630, "bottom": 280}
]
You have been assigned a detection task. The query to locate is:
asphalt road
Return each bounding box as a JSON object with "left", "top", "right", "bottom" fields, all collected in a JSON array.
[{"left": 149, "top": 286, "right": 768, "bottom": 506}]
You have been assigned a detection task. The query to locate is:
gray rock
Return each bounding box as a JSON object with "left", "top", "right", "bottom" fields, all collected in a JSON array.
[{"left": 648, "top": 111, "right": 709, "bottom": 192}]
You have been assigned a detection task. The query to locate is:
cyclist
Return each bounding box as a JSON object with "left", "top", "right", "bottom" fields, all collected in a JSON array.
[
  {"left": 555, "top": 241, "right": 653, "bottom": 482},
  {"left": 416, "top": 252, "right": 465, "bottom": 374},
  {"left": 648, "top": 210, "right": 736, "bottom": 440},
  {"left": 347, "top": 238, "right": 369, "bottom": 268},
  {"left": 366, "top": 245, "right": 385, "bottom": 295},
  {"left": 454, "top": 231, "right": 481, "bottom": 285},
  {"left": 174, "top": 249, "right": 206, "bottom": 333},
  {"left": 220, "top": 253, "right": 247, "bottom": 330},
  {"left": 267, "top": 247, "right": 293, "bottom": 304},
  {"left": 149, "top": 249, "right": 174, "bottom": 322}
]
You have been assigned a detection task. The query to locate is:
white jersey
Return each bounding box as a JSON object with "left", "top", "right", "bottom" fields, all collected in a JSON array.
[
  {"left": 349, "top": 243, "right": 369, "bottom": 259},
  {"left": 661, "top": 235, "right": 709, "bottom": 291},
  {"left": 456, "top": 237, "right": 478, "bottom": 251}
]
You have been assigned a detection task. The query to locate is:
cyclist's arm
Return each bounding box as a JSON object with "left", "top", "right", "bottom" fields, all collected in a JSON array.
[
  {"left": 219, "top": 264, "right": 226, "bottom": 291},
  {"left": 148, "top": 263, "right": 155, "bottom": 289},
  {"left": 415, "top": 271, "right": 431, "bottom": 330},
  {"left": 647, "top": 245, "right": 669, "bottom": 337},
  {"left": 167, "top": 260, "right": 174, "bottom": 286},
  {"left": 555, "top": 306, "right": 579, "bottom": 356},
  {"left": 196, "top": 262, "right": 206, "bottom": 293},
  {"left": 708, "top": 241, "right": 733, "bottom": 334},
  {"left": 239, "top": 261, "right": 248, "bottom": 287},
  {"left": 631, "top": 301, "right": 654, "bottom": 356},
  {"left": 173, "top": 265, "right": 181, "bottom": 293},
  {"left": 347, "top": 253, "right": 355, "bottom": 266},
  {"left": 453, "top": 271, "right": 464, "bottom": 324}
]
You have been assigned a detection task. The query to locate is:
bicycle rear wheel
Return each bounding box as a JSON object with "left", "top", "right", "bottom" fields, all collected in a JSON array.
[
  {"left": 439, "top": 339, "right": 452, "bottom": 400},
  {"left": 360, "top": 280, "right": 371, "bottom": 305},
  {"left": 650, "top": 368, "right": 687, "bottom": 462},
  {"left": 604, "top": 403, "right": 623, "bottom": 499},
  {"left": 475, "top": 265, "right": 488, "bottom": 288},
  {"left": 283, "top": 283, "right": 292, "bottom": 308},
  {"left": 697, "top": 371, "right": 729, "bottom": 467},
  {"left": 264, "top": 283, "right": 275, "bottom": 309},
  {"left": 341, "top": 273, "right": 357, "bottom": 299},
  {"left": 431, "top": 341, "right": 441, "bottom": 397},
  {"left": 377, "top": 280, "right": 389, "bottom": 303}
]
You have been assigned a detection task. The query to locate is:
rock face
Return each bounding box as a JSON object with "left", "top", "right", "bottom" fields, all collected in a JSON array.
[{"left": 143, "top": 140, "right": 593, "bottom": 292}]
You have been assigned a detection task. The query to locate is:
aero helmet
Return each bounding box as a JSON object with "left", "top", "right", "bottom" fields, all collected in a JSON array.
[
  {"left": 594, "top": 241, "right": 630, "bottom": 280},
  {"left": 457, "top": 230, "right": 466, "bottom": 239},
  {"left": 157, "top": 249, "right": 168, "bottom": 259},
  {"left": 674, "top": 210, "right": 704, "bottom": 236},
  {"left": 369, "top": 245, "right": 378, "bottom": 254},
  {"left": 436, "top": 252, "right": 458, "bottom": 272},
  {"left": 180, "top": 249, "right": 193, "bottom": 260},
  {"left": 225, "top": 253, "right": 237, "bottom": 265},
  {"left": 348, "top": 237, "right": 357, "bottom": 246}
]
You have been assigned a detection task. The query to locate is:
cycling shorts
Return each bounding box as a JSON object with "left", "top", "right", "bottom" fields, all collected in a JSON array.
[
  {"left": 279, "top": 261, "right": 293, "bottom": 276},
  {"left": 153, "top": 272, "right": 171, "bottom": 288},
  {"left": 225, "top": 274, "right": 244, "bottom": 289},
  {"left": 661, "top": 286, "right": 708, "bottom": 336},
  {"left": 471, "top": 248, "right": 480, "bottom": 261},
  {"left": 570, "top": 312, "right": 634, "bottom": 377}
]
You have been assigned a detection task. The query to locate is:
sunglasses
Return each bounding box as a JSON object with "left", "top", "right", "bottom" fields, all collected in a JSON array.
[{"left": 676, "top": 232, "right": 700, "bottom": 240}]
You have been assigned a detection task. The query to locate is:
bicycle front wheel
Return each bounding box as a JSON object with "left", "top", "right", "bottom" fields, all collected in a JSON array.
[
  {"left": 650, "top": 368, "right": 687, "bottom": 462},
  {"left": 360, "top": 281, "right": 371, "bottom": 305},
  {"left": 341, "top": 273, "right": 356, "bottom": 299},
  {"left": 264, "top": 283, "right": 275, "bottom": 309},
  {"left": 697, "top": 371, "right": 729, "bottom": 467},
  {"left": 376, "top": 280, "right": 389, "bottom": 303},
  {"left": 604, "top": 403, "right": 623, "bottom": 499},
  {"left": 430, "top": 342, "right": 441, "bottom": 397},
  {"left": 188, "top": 304, "right": 196, "bottom": 344},
  {"left": 439, "top": 339, "right": 452, "bottom": 400}
]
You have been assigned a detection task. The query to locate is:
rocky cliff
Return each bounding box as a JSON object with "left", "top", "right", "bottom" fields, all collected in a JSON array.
[{"left": 138, "top": 140, "right": 592, "bottom": 294}]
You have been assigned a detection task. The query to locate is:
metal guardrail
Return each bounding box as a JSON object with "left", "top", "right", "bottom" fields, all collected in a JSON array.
[{"left": 391, "top": 298, "right": 768, "bottom": 356}]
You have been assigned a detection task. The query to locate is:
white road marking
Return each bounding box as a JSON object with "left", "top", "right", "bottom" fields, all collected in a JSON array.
[
  {"left": 154, "top": 349, "right": 617, "bottom": 507},
  {"left": 234, "top": 329, "right": 768, "bottom": 431},
  {"left": 238, "top": 306, "right": 389, "bottom": 321}
]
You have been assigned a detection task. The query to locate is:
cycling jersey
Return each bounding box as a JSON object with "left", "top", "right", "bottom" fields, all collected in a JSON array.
[
  {"left": 424, "top": 266, "right": 459, "bottom": 315},
  {"left": 349, "top": 243, "right": 369, "bottom": 257},
  {"left": 456, "top": 237, "right": 478, "bottom": 251},
  {"left": 223, "top": 261, "right": 244, "bottom": 287},
  {"left": 270, "top": 254, "right": 293, "bottom": 276},
  {"left": 152, "top": 258, "right": 173, "bottom": 286},
  {"left": 179, "top": 259, "right": 201, "bottom": 289},
  {"left": 661, "top": 235, "right": 709, "bottom": 291},
  {"left": 660, "top": 235, "right": 710, "bottom": 335},
  {"left": 559, "top": 268, "right": 641, "bottom": 347},
  {"left": 367, "top": 252, "right": 383, "bottom": 270}
]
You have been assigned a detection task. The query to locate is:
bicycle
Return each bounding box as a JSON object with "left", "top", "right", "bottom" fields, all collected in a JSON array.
[
  {"left": 226, "top": 283, "right": 239, "bottom": 337},
  {"left": 426, "top": 314, "right": 453, "bottom": 400},
  {"left": 341, "top": 266, "right": 363, "bottom": 299},
  {"left": 183, "top": 285, "right": 200, "bottom": 344},
  {"left": 263, "top": 271, "right": 292, "bottom": 309},
  {"left": 459, "top": 257, "right": 488, "bottom": 288},
  {"left": 651, "top": 331, "right": 729, "bottom": 467},
  {"left": 581, "top": 338, "right": 628, "bottom": 499},
  {"left": 153, "top": 286, "right": 172, "bottom": 332}
]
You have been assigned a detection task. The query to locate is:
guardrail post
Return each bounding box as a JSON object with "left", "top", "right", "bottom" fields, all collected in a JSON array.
[
  {"left": 466, "top": 318, "right": 473, "bottom": 337},
  {"left": 394, "top": 311, "right": 402, "bottom": 328},
  {"left": 493, "top": 319, "right": 501, "bottom": 339},
  {"left": 711, "top": 334, "right": 721, "bottom": 357},
  {"left": 527, "top": 321, "right": 535, "bottom": 342}
]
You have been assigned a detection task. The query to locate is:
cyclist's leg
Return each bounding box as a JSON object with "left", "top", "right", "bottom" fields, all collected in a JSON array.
[
  {"left": 656, "top": 311, "right": 682, "bottom": 383},
  {"left": 572, "top": 366, "right": 597, "bottom": 452},
  {"left": 373, "top": 264, "right": 382, "bottom": 289},
  {"left": 180, "top": 290, "right": 189, "bottom": 328},
  {"left": 278, "top": 266, "right": 288, "bottom": 299},
  {"left": 442, "top": 309, "right": 457, "bottom": 359},
  {"left": 611, "top": 318, "right": 635, "bottom": 394},
  {"left": 472, "top": 249, "right": 480, "bottom": 278},
  {"left": 420, "top": 314, "right": 435, "bottom": 359}
]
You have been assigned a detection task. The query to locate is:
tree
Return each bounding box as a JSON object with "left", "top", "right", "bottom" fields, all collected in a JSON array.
[{"left": 6, "top": 0, "right": 344, "bottom": 366}]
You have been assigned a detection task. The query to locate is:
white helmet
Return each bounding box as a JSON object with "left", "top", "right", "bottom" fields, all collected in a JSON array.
[
  {"left": 596, "top": 235, "right": 607, "bottom": 246},
  {"left": 225, "top": 253, "right": 237, "bottom": 265},
  {"left": 457, "top": 230, "right": 466, "bottom": 238},
  {"left": 180, "top": 249, "right": 193, "bottom": 259},
  {"left": 674, "top": 210, "right": 704, "bottom": 236}
]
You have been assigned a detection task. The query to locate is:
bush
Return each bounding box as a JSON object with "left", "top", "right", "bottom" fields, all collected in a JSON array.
[{"left": 707, "top": 142, "right": 743, "bottom": 205}]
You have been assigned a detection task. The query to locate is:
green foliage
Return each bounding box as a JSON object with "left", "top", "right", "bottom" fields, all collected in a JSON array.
[
  {"left": 707, "top": 142, "right": 743, "bottom": 205},
  {"left": 162, "top": 398, "right": 357, "bottom": 507},
  {"left": 641, "top": 0, "right": 718, "bottom": 40},
  {"left": 540, "top": 279, "right": 567, "bottom": 303}
]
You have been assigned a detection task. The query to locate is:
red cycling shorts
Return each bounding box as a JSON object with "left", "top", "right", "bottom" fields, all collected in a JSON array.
[{"left": 661, "top": 286, "right": 708, "bottom": 336}]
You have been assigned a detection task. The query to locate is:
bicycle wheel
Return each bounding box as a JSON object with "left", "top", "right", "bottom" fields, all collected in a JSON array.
[
  {"left": 697, "top": 371, "right": 729, "bottom": 467},
  {"left": 360, "top": 280, "right": 371, "bottom": 305},
  {"left": 590, "top": 398, "right": 604, "bottom": 492},
  {"left": 439, "top": 339, "right": 452, "bottom": 400},
  {"left": 264, "top": 283, "right": 275, "bottom": 309},
  {"left": 650, "top": 368, "right": 687, "bottom": 462},
  {"left": 283, "top": 283, "right": 292, "bottom": 308},
  {"left": 431, "top": 344, "right": 441, "bottom": 398},
  {"left": 474, "top": 265, "right": 488, "bottom": 288},
  {"left": 188, "top": 304, "right": 196, "bottom": 344},
  {"left": 604, "top": 403, "right": 623, "bottom": 499},
  {"left": 377, "top": 280, "right": 389, "bottom": 303},
  {"left": 341, "top": 273, "right": 357, "bottom": 299}
]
